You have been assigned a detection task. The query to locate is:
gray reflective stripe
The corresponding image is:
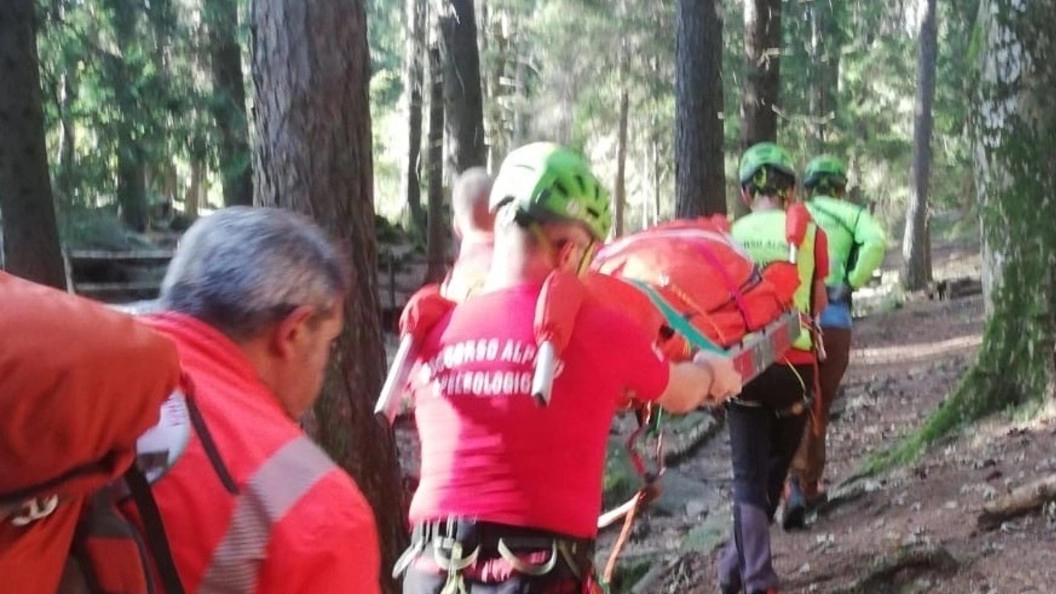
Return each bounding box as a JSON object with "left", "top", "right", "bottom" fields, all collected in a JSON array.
[{"left": 199, "top": 435, "right": 334, "bottom": 593}]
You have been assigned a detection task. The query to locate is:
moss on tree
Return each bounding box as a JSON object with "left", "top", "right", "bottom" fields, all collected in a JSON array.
[{"left": 869, "top": 0, "right": 1056, "bottom": 471}]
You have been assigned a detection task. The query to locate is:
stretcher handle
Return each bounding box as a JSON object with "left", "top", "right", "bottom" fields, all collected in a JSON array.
[
  {"left": 374, "top": 334, "right": 416, "bottom": 424},
  {"left": 531, "top": 341, "right": 558, "bottom": 406}
]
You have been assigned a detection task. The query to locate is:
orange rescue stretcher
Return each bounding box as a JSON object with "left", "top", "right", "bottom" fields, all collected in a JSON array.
[{"left": 375, "top": 206, "right": 813, "bottom": 423}]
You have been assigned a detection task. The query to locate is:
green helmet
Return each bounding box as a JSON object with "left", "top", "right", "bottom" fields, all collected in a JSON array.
[
  {"left": 738, "top": 142, "right": 797, "bottom": 188},
  {"left": 489, "top": 142, "right": 612, "bottom": 240},
  {"left": 803, "top": 155, "right": 847, "bottom": 191}
]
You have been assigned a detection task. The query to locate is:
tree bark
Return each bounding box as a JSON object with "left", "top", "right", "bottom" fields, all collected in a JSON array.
[
  {"left": 184, "top": 159, "right": 204, "bottom": 220},
  {"left": 0, "top": 0, "right": 67, "bottom": 289},
  {"left": 807, "top": 0, "right": 832, "bottom": 152},
  {"left": 901, "top": 0, "right": 937, "bottom": 291},
  {"left": 439, "top": 0, "right": 487, "bottom": 174},
  {"left": 675, "top": 0, "right": 726, "bottom": 218},
  {"left": 614, "top": 43, "right": 630, "bottom": 237},
  {"left": 426, "top": 45, "right": 447, "bottom": 284},
  {"left": 737, "top": 0, "right": 783, "bottom": 219},
  {"left": 978, "top": 473, "right": 1056, "bottom": 530},
  {"left": 402, "top": 0, "right": 426, "bottom": 234},
  {"left": 108, "top": 1, "right": 149, "bottom": 232},
  {"left": 205, "top": 0, "right": 253, "bottom": 207},
  {"left": 250, "top": 1, "right": 407, "bottom": 590},
  {"left": 911, "top": 0, "right": 1056, "bottom": 448}
]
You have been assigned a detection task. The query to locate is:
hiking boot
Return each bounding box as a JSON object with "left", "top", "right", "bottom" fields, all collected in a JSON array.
[{"left": 781, "top": 478, "right": 807, "bottom": 531}]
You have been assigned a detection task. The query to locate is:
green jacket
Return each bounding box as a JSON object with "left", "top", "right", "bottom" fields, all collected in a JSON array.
[{"left": 806, "top": 196, "right": 886, "bottom": 289}]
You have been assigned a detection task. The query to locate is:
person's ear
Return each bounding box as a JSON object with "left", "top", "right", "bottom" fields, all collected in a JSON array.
[
  {"left": 555, "top": 240, "right": 578, "bottom": 270},
  {"left": 740, "top": 187, "right": 754, "bottom": 207},
  {"left": 270, "top": 305, "right": 314, "bottom": 360}
]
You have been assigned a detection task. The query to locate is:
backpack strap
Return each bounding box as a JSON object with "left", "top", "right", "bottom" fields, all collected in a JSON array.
[
  {"left": 179, "top": 374, "right": 239, "bottom": 495},
  {"left": 124, "top": 466, "right": 186, "bottom": 594}
]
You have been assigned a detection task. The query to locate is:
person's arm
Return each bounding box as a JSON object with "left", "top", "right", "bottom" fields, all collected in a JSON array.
[
  {"left": 656, "top": 353, "right": 742, "bottom": 413},
  {"left": 846, "top": 209, "right": 887, "bottom": 289},
  {"left": 256, "top": 472, "right": 382, "bottom": 594},
  {"left": 601, "top": 309, "right": 741, "bottom": 414}
]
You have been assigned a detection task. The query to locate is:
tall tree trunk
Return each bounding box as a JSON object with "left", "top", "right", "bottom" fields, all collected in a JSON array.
[
  {"left": 807, "top": 0, "right": 828, "bottom": 152},
  {"left": 477, "top": 0, "right": 500, "bottom": 170},
  {"left": 909, "top": 0, "right": 1056, "bottom": 451},
  {"left": 675, "top": 0, "right": 726, "bottom": 218},
  {"left": 653, "top": 135, "right": 662, "bottom": 225},
  {"left": 512, "top": 38, "right": 528, "bottom": 148},
  {"left": 108, "top": 4, "right": 149, "bottom": 232},
  {"left": 184, "top": 159, "right": 204, "bottom": 220},
  {"left": 426, "top": 45, "right": 447, "bottom": 283},
  {"left": 402, "top": 0, "right": 426, "bottom": 233},
  {"left": 205, "top": 0, "right": 253, "bottom": 207},
  {"left": 55, "top": 59, "right": 77, "bottom": 204},
  {"left": 901, "top": 0, "right": 937, "bottom": 291},
  {"left": 0, "top": 0, "right": 67, "bottom": 289},
  {"left": 250, "top": 1, "right": 407, "bottom": 590},
  {"left": 439, "top": 0, "right": 486, "bottom": 174},
  {"left": 614, "top": 86, "right": 629, "bottom": 237},
  {"left": 613, "top": 40, "right": 630, "bottom": 238},
  {"left": 737, "top": 0, "right": 782, "bottom": 219}
]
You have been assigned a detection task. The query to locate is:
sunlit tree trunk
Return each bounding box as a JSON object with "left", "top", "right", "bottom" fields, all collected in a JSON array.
[
  {"left": 675, "top": 0, "right": 726, "bottom": 218},
  {"left": 736, "top": 0, "right": 782, "bottom": 219},
  {"left": 909, "top": 0, "right": 1056, "bottom": 449},
  {"left": 250, "top": 1, "right": 407, "bottom": 590},
  {"left": 401, "top": 0, "right": 426, "bottom": 233},
  {"left": 205, "top": 0, "right": 253, "bottom": 207},
  {"left": 439, "top": 0, "right": 486, "bottom": 174},
  {"left": 614, "top": 41, "right": 630, "bottom": 237},
  {"left": 0, "top": 0, "right": 67, "bottom": 289},
  {"left": 901, "top": 0, "right": 937, "bottom": 291},
  {"left": 426, "top": 44, "right": 447, "bottom": 284},
  {"left": 107, "top": 1, "right": 149, "bottom": 232}
]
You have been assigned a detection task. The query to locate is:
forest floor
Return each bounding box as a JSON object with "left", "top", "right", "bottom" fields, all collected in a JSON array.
[{"left": 394, "top": 235, "right": 1056, "bottom": 593}]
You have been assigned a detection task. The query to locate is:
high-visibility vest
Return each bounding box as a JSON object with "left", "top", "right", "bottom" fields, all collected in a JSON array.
[{"left": 732, "top": 210, "right": 819, "bottom": 352}]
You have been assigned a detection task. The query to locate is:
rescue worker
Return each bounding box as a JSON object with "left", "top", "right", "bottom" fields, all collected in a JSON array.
[
  {"left": 138, "top": 206, "right": 382, "bottom": 593},
  {"left": 719, "top": 142, "right": 830, "bottom": 594},
  {"left": 397, "top": 142, "right": 743, "bottom": 593},
  {"left": 782, "top": 156, "right": 887, "bottom": 529},
  {"left": 441, "top": 166, "right": 496, "bottom": 302}
]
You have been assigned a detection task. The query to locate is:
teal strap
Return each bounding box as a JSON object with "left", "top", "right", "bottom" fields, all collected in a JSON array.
[{"left": 626, "top": 279, "right": 725, "bottom": 355}]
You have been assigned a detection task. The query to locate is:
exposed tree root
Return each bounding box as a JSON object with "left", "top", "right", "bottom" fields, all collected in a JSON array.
[
  {"left": 977, "top": 473, "right": 1056, "bottom": 530},
  {"left": 827, "top": 544, "right": 959, "bottom": 594}
]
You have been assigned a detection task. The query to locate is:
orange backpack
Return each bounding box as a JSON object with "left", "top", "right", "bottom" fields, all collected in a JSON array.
[{"left": 0, "top": 271, "right": 187, "bottom": 594}]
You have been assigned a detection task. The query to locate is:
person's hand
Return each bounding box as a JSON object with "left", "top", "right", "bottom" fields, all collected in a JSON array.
[{"left": 692, "top": 351, "right": 742, "bottom": 404}]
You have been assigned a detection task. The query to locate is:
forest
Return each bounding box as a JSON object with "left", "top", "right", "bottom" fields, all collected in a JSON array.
[{"left": 1, "top": 0, "right": 1055, "bottom": 592}]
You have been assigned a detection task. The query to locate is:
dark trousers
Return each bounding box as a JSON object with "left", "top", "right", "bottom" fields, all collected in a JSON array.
[
  {"left": 718, "top": 363, "right": 813, "bottom": 593},
  {"left": 790, "top": 327, "right": 851, "bottom": 498}
]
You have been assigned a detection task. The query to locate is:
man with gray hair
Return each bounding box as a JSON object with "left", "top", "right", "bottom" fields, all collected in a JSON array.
[{"left": 133, "top": 206, "right": 382, "bottom": 593}]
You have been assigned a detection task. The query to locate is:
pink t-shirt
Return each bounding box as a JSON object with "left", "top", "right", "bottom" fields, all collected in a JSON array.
[{"left": 408, "top": 282, "right": 670, "bottom": 539}]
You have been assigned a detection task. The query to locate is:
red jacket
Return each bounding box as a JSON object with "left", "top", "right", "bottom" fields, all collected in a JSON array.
[{"left": 139, "top": 313, "right": 381, "bottom": 594}]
